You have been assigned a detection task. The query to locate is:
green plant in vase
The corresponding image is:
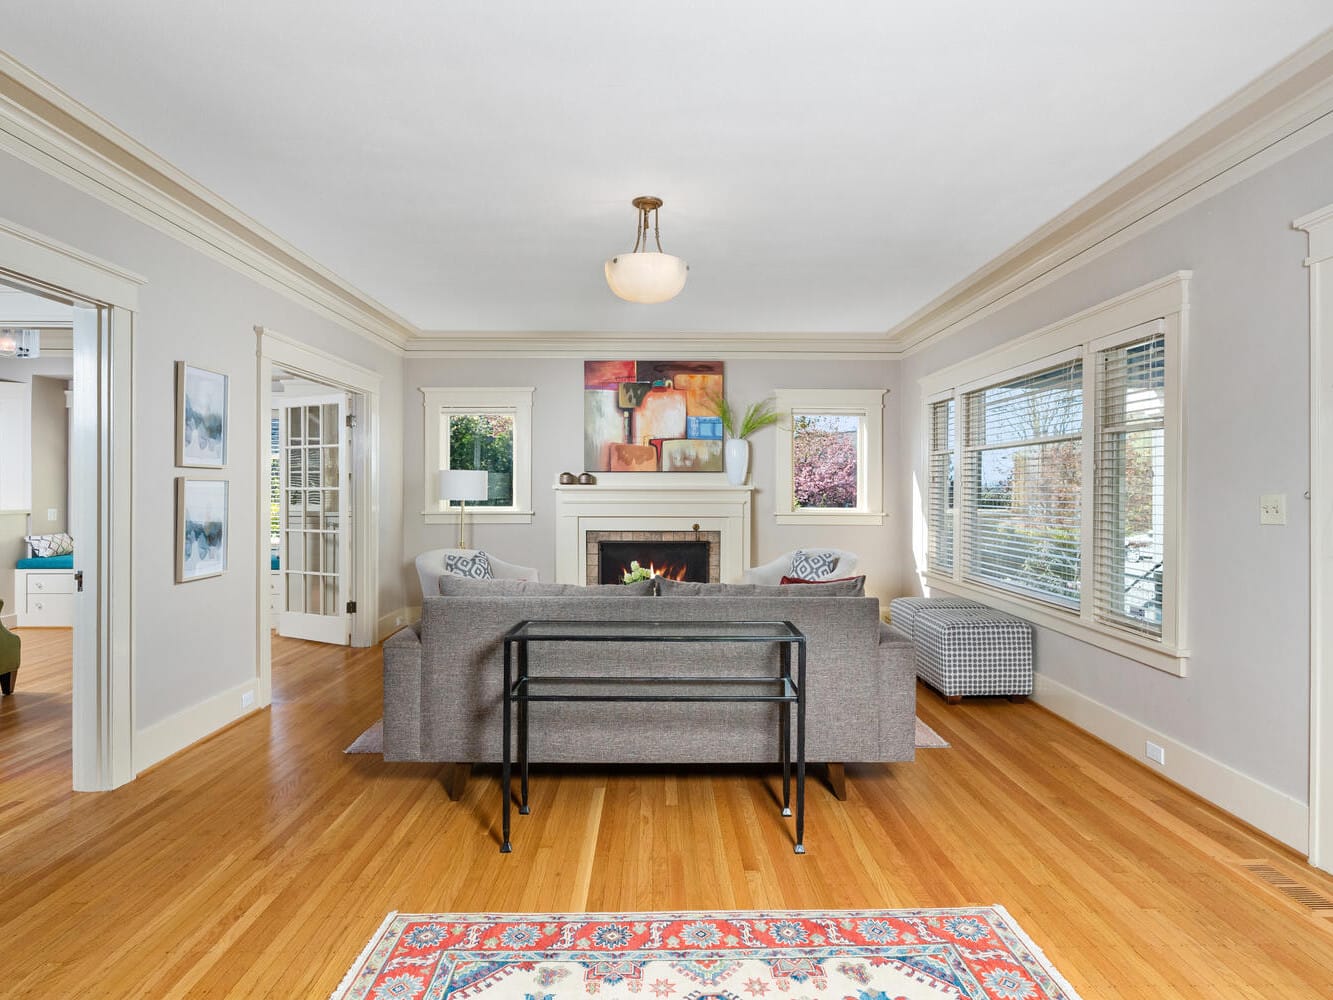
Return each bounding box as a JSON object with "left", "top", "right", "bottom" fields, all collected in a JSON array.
[
  {"left": 710, "top": 394, "right": 782, "bottom": 485},
  {"left": 622, "top": 560, "right": 654, "bottom": 585}
]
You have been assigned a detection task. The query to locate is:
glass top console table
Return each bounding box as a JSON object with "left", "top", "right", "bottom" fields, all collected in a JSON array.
[{"left": 500, "top": 619, "right": 808, "bottom": 854}]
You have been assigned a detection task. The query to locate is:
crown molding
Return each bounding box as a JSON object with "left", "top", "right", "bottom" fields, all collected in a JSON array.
[
  {"left": 0, "top": 49, "right": 416, "bottom": 354},
  {"left": 892, "top": 28, "right": 1333, "bottom": 356},
  {"left": 404, "top": 329, "right": 901, "bottom": 360}
]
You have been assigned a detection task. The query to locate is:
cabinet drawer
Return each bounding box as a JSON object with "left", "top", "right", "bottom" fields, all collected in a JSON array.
[
  {"left": 23, "top": 592, "right": 74, "bottom": 625},
  {"left": 28, "top": 572, "right": 74, "bottom": 595}
]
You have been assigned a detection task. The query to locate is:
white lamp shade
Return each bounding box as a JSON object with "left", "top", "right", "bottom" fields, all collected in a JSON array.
[
  {"left": 604, "top": 251, "right": 688, "bottom": 304},
  {"left": 437, "top": 469, "right": 489, "bottom": 502}
]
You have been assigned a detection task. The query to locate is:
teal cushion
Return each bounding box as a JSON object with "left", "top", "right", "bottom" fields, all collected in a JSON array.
[{"left": 18, "top": 555, "right": 73, "bottom": 569}]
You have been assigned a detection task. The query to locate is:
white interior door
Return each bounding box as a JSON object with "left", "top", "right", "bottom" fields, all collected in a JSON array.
[{"left": 277, "top": 392, "right": 351, "bottom": 644}]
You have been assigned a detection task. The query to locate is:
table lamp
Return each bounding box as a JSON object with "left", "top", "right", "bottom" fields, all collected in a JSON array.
[{"left": 437, "top": 469, "right": 489, "bottom": 548}]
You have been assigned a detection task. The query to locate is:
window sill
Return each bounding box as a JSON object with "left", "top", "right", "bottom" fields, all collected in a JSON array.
[
  {"left": 422, "top": 509, "right": 535, "bottom": 525},
  {"left": 775, "top": 510, "right": 886, "bottom": 526},
  {"left": 923, "top": 572, "right": 1188, "bottom": 677}
]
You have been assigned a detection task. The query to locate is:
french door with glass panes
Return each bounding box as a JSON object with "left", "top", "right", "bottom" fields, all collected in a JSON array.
[{"left": 278, "top": 392, "right": 352, "bottom": 644}]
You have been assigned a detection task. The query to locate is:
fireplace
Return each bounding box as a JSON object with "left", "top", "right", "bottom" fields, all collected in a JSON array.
[
  {"left": 598, "top": 541, "right": 709, "bottom": 584},
  {"left": 586, "top": 529, "right": 721, "bottom": 585}
]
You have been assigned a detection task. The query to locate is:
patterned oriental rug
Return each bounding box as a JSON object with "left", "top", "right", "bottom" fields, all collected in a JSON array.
[{"left": 331, "top": 909, "right": 1081, "bottom": 1000}]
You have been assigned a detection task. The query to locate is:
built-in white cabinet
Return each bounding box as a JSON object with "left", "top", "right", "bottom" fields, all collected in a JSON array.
[
  {"left": 0, "top": 381, "right": 32, "bottom": 512},
  {"left": 13, "top": 568, "right": 75, "bottom": 626}
]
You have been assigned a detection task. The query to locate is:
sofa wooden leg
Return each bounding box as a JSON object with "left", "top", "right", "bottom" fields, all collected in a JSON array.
[
  {"left": 825, "top": 762, "right": 847, "bottom": 801},
  {"left": 1007, "top": 694, "right": 1028, "bottom": 703},
  {"left": 946, "top": 695, "right": 962, "bottom": 705},
  {"left": 0, "top": 669, "right": 15, "bottom": 696},
  {"left": 441, "top": 763, "right": 471, "bottom": 801}
]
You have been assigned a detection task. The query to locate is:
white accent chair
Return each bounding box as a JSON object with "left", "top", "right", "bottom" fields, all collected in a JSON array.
[
  {"left": 415, "top": 548, "right": 540, "bottom": 600},
  {"left": 742, "top": 549, "right": 859, "bottom": 585}
]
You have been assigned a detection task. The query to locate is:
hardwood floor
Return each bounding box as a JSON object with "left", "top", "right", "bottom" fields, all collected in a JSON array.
[{"left": 3, "top": 629, "right": 1332, "bottom": 997}]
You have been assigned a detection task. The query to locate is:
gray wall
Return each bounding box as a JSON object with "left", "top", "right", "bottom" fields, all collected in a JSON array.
[
  {"left": 0, "top": 151, "right": 406, "bottom": 732},
  {"left": 897, "top": 133, "right": 1331, "bottom": 803},
  {"left": 402, "top": 357, "right": 900, "bottom": 605}
]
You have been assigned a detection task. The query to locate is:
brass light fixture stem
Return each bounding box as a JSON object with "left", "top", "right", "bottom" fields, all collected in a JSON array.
[{"left": 631, "top": 196, "right": 665, "bottom": 253}]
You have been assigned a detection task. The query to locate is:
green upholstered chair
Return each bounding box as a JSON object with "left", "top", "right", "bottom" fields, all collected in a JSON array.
[{"left": 0, "top": 598, "right": 19, "bottom": 695}]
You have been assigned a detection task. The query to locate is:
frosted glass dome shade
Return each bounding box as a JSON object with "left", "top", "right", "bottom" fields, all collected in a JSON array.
[{"left": 604, "top": 251, "right": 688, "bottom": 304}]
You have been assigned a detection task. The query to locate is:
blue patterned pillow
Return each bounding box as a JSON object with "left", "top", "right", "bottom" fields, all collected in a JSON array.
[
  {"left": 443, "top": 550, "right": 493, "bottom": 580},
  {"left": 26, "top": 532, "right": 74, "bottom": 557},
  {"left": 789, "top": 549, "right": 839, "bottom": 580}
]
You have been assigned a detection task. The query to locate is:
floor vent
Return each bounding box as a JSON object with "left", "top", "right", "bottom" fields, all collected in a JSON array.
[{"left": 1240, "top": 863, "right": 1333, "bottom": 913}]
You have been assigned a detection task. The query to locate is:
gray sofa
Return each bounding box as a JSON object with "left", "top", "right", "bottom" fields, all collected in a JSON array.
[{"left": 383, "top": 591, "right": 916, "bottom": 798}]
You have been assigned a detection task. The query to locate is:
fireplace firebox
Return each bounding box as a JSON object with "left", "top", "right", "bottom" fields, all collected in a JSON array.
[{"left": 597, "top": 540, "right": 710, "bottom": 585}]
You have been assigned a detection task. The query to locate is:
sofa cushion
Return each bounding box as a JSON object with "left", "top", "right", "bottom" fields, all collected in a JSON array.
[
  {"left": 443, "top": 550, "right": 493, "bottom": 579},
  {"left": 439, "top": 576, "right": 655, "bottom": 597},
  {"left": 657, "top": 577, "right": 865, "bottom": 598},
  {"left": 789, "top": 549, "right": 840, "bottom": 579}
]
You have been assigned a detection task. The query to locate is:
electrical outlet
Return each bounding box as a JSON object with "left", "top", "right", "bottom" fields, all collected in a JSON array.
[
  {"left": 1145, "top": 740, "right": 1165, "bottom": 766},
  {"left": 1260, "top": 494, "right": 1287, "bottom": 525},
  {"left": 241, "top": 690, "right": 255, "bottom": 710},
  {"left": 395, "top": 615, "right": 405, "bottom": 627}
]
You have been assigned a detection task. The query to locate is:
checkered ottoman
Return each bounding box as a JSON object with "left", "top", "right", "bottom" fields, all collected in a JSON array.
[
  {"left": 887, "top": 596, "right": 984, "bottom": 640},
  {"left": 914, "top": 608, "right": 1033, "bottom": 702}
]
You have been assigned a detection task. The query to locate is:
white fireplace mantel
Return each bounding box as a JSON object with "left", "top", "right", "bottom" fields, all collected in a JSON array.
[{"left": 554, "top": 478, "right": 754, "bottom": 584}]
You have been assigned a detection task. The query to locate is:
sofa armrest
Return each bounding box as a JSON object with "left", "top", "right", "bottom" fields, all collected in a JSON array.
[
  {"left": 877, "top": 623, "right": 916, "bottom": 760},
  {"left": 383, "top": 625, "right": 423, "bottom": 760}
]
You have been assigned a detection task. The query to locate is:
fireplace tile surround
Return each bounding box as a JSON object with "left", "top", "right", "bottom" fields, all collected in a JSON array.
[
  {"left": 553, "top": 479, "right": 754, "bottom": 585},
  {"left": 588, "top": 530, "right": 721, "bottom": 585}
]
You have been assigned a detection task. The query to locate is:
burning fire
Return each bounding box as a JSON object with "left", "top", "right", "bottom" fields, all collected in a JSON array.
[{"left": 620, "top": 559, "right": 689, "bottom": 583}]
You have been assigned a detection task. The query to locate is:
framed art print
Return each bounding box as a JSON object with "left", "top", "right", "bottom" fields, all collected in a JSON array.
[
  {"left": 176, "top": 361, "right": 228, "bottom": 468},
  {"left": 176, "top": 477, "right": 228, "bottom": 582}
]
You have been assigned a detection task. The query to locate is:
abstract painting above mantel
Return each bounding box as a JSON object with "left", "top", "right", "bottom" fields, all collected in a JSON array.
[{"left": 584, "top": 360, "right": 724, "bottom": 472}]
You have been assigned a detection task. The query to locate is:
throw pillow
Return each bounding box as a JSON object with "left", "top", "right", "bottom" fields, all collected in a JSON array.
[
  {"left": 442, "top": 550, "right": 493, "bottom": 579},
  {"left": 25, "top": 532, "right": 74, "bottom": 558},
  {"left": 780, "top": 575, "right": 867, "bottom": 596},
  {"left": 789, "top": 549, "right": 840, "bottom": 579}
]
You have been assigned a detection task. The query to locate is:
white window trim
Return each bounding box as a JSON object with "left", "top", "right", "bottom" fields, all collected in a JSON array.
[
  {"left": 421, "top": 386, "right": 535, "bottom": 524},
  {"left": 773, "top": 387, "right": 886, "bottom": 525},
  {"left": 919, "top": 272, "right": 1190, "bottom": 675}
]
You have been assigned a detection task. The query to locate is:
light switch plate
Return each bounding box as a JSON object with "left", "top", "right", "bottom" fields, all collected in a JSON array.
[
  {"left": 46, "top": 507, "right": 58, "bottom": 522},
  {"left": 1260, "top": 494, "right": 1287, "bottom": 525}
]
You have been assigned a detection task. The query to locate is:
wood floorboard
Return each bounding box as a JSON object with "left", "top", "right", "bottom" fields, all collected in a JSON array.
[{"left": 2, "top": 628, "right": 1332, "bottom": 996}]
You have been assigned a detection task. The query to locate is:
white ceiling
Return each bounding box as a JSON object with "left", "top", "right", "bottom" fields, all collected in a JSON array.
[{"left": 3, "top": 2, "right": 1332, "bottom": 335}]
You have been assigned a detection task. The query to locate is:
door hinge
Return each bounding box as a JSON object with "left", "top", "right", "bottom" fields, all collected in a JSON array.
[
  {"left": 345, "top": 414, "right": 357, "bottom": 429},
  {"left": 346, "top": 600, "right": 357, "bottom": 614}
]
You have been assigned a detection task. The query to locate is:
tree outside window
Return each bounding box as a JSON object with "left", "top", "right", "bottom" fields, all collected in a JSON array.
[
  {"left": 447, "top": 413, "right": 514, "bottom": 507},
  {"left": 792, "top": 413, "right": 860, "bottom": 509}
]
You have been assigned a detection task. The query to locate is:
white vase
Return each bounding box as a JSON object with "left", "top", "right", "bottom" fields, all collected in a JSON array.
[{"left": 724, "top": 438, "right": 750, "bottom": 485}]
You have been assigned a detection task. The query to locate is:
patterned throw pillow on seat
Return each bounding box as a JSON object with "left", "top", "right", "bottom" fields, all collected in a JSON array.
[
  {"left": 789, "top": 549, "right": 839, "bottom": 580},
  {"left": 25, "top": 532, "right": 74, "bottom": 558},
  {"left": 442, "top": 550, "right": 493, "bottom": 580}
]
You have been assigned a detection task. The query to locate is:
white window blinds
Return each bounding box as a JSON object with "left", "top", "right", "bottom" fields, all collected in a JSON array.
[
  {"left": 927, "top": 398, "right": 955, "bottom": 572},
  {"left": 962, "top": 359, "right": 1083, "bottom": 609},
  {"left": 1094, "top": 330, "right": 1166, "bottom": 637}
]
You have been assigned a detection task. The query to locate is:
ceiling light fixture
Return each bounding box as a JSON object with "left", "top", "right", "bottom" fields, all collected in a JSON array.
[
  {"left": 604, "top": 196, "right": 688, "bottom": 304},
  {"left": 0, "top": 328, "right": 39, "bottom": 358}
]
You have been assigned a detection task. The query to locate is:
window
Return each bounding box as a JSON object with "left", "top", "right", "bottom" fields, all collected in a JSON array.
[
  {"left": 774, "top": 388, "right": 886, "bottom": 525},
  {"left": 927, "top": 397, "right": 955, "bottom": 573},
  {"left": 269, "top": 415, "right": 281, "bottom": 548},
  {"left": 1093, "top": 332, "right": 1166, "bottom": 637},
  {"left": 962, "top": 358, "right": 1083, "bottom": 609},
  {"left": 421, "top": 387, "right": 534, "bottom": 524},
  {"left": 919, "top": 273, "right": 1186, "bottom": 672}
]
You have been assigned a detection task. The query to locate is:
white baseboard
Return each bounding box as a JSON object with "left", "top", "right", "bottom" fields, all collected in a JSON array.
[
  {"left": 1034, "top": 673, "right": 1309, "bottom": 852},
  {"left": 134, "top": 679, "right": 258, "bottom": 773},
  {"left": 376, "top": 606, "right": 415, "bottom": 642}
]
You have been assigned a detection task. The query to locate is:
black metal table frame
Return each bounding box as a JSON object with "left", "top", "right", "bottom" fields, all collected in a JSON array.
[{"left": 500, "top": 619, "right": 807, "bottom": 854}]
